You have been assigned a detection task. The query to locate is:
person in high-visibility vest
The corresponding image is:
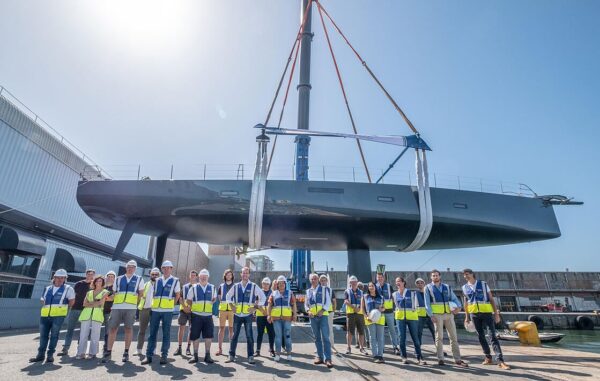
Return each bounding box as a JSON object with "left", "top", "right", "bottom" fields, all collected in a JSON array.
[
  {"left": 344, "top": 275, "right": 365, "bottom": 355},
  {"left": 268, "top": 275, "right": 297, "bottom": 362},
  {"left": 414, "top": 278, "right": 436, "bottom": 346},
  {"left": 255, "top": 277, "right": 275, "bottom": 357},
  {"left": 104, "top": 260, "right": 145, "bottom": 363},
  {"left": 216, "top": 269, "right": 235, "bottom": 356},
  {"left": 136, "top": 267, "right": 160, "bottom": 356},
  {"left": 424, "top": 269, "right": 468, "bottom": 367},
  {"left": 58, "top": 268, "right": 95, "bottom": 357},
  {"left": 224, "top": 266, "right": 266, "bottom": 364},
  {"left": 141, "top": 260, "right": 181, "bottom": 365},
  {"left": 76, "top": 276, "right": 110, "bottom": 359},
  {"left": 393, "top": 276, "right": 425, "bottom": 365},
  {"left": 305, "top": 273, "right": 333, "bottom": 368},
  {"left": 376, "top": 272, "right": 400, "bottom": 355},
  {"left": 462, "top": 269, "right": 510, "bottom": 370},
  {"left": 29, "top": 269, "right": 75, "bottom": 363},
  {"left": 175, "top": 270, "right": 198, "bottom": 357},
  {"left": 362, "top": 282, "right": 386, "bottom": 363},
  {"left": 186, "top": 269, "right": 216, "bottom": 364},
  {"left": 320, "top": 274, "right": 336, "bottom": 350},
  {"left": 102, "top": 271, "right": 116, "bottom": 354}
]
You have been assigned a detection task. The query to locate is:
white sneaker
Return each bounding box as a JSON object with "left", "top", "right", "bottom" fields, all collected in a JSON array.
[
  {"left": 135, "top": 349, "right": 143, "bottom": 356},
  {"left": 286, "top": 354, "right": 292, "bottom": 361},
  {"left": 274, "top": 355, "right": 281, "bottom": 362}
]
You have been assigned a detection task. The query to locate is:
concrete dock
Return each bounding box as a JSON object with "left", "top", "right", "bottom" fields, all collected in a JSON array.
[{"left": 3, "top": 321, "right": 599, "bottom": 381}]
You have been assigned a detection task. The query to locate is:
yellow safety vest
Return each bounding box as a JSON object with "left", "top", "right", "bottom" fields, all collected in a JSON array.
[
  {"left": 271, "top": 290, "right": 293, "bottom": 319},
  {"left": 113, "top": 274, "right": 141, "bottom": 306},
  {"left": 152, "top": 277, "right": 178, "bottom": 310},
  {"left": 180, "top": 283, "right": 194, "bottom": 311},
  {"left": 393, "top": 290, "right": 419, "bottom": 321},
  {"left": 377, "top": 283, "right": 394, "bottom": 310},
  {"left": 256, "top": 289, "right": 271, "bottom": 317},
  {"left": 218, "top": 283, "right": 233, "bottom": 311},
  {"left": 190, "top": 284, "right": 214, "bottom": 314},
  {"left": 345, "top": 288, "right": 363, "bottom": 315},
  {"left": 417, "top": 307, "right": 427, "bottom": 317},
  {"left": 233, "top": 282, "right": 258, "bottom": 315},
  {"left": 138, "top": 281, "right": 153, "bottom": 310},
  {"left": 364, "top": 294, "right": 385, "bottom": 325},
  {"left": 79, "top": 289, "right": 109, "bottom": 323},
  {"left": 40, "top": 285, "right": 71, "bottom": 317},
  {"left": 463, "top": 280, "right": 494, "bottom": 313},
  {"left": 427, "top": 283, "right": 453, "bottom": 314},
  {"left": 307, "top": 286, "right": 329, "bottom": 316}
]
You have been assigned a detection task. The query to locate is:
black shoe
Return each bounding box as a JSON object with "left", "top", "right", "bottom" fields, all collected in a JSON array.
[
  {"left": 204, "top": 354, "right": 214, "bottom": 364},
  {"left": 394, "top": 348, "right": 400, "bottom": 356},
  {"left": 270, "top": 350, "right": 276, "bottom": 358},
  {"left": 160, "top": 356, "right": 168, "bottom": 365},
  {"left": 186, "top": 347, "right": 192, "bottom": 356},
  {"left": 46, "top": 355, "right": 54, "bottom": 363},
  {"left": 122, "top": 351, "right": 129, "bottom": 362},
  {"left": 141, "top": 358, "right": 152, "bottom": 365},
  {"left": 255, "top": 351, "right": 261, "bottom": 357},
  {"left": 29, "top": 355, "right": 44, "bottom": 363},
  {"left": 101, "top": 351, "right": 111, "bottom": 363},
  {"left": 174, "top": 347, "right": 182, "bottom": 356},
  {"left": 57, "top": 348, "right": 68, "bottom": 357},
  {"left": 189, "top": 355, "right": 199, "bottom": 364}
]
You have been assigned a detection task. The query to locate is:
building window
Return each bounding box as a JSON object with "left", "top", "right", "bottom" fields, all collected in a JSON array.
[
  {"left": 0, "top": 282, "right": 19, "bottom": 298},
  {"left": 18, "top": 284, "right": 34, "bottom": 299},
  {"left": 0, "top": 251, "right": 41, "bottom": 278}
]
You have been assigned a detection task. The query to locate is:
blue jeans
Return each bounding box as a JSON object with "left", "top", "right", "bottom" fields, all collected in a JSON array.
[
  {"left": 273, "top": 319, "right": 292, "bottom": 354},
  {"left": 418, "top": 315, "right": 435, "bottom": 345},
  {"left": 473, "top": 313, "right": 504, "bottom": 362},
  {"left": 367, "top": 323, "right": 385, "bottom": 358},
  {"left": 38, "top": 316, "right": 65, "bottom": 357},
  {"left": 383, "top": 312, "right": 399, "bottom": 348},
  {"left": 396, "top": 319, "right": 422, "bottom": 360},
  {"left": 146, "top": 312, "right": 173, "bottom": 358},
  {"left": 63, "top": 309, "right": 82, "bottom": 349},
  {"left": 310, "top": 315, "right": 331, "bottom": 361},
  {"left": 229, "top": 315, "right": 254, "bottom": 358}
]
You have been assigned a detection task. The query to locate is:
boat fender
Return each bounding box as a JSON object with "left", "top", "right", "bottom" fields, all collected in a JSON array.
[
  {"left": 575, "top": 315, "right": 594, "bottom": 330},
  {"left": 528, "top": 315, "right": 544, "bottom": 330}
]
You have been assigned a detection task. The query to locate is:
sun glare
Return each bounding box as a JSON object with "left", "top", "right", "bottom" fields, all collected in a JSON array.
[{"left": 87, "top": 0, "right": 191, "bottom": 55}]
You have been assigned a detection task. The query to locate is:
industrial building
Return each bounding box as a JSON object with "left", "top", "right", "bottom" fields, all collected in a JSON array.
[{"left": 0, "top": 88, "right": 152, "bottom": 329}]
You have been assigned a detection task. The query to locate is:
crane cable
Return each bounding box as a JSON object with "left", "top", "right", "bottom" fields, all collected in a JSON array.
[
  {"left": 316, "top": 1, "right": 372, "bottom": 183},
  {"left": 316, "top": 1, "right": 420, "bottom": 136}
]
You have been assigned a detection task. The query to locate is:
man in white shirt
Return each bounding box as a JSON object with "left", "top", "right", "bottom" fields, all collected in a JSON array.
[
  {"left": 30, "top": 269, "right": 75, "bottom": 363},
  {"left": 142, "top": 261, "right": 181, "bottom": 365},
  {"left": 186, "top": 269, "right": 216, "bottom": 364},
  {"left": 104, "top": 260, "right": 144, "bottom": 363},
  {"left": 136, "top": 267, "right": 160, "bottom": 356},
  {"left": 224, "top": 266, "right": 266, "bottom": 364},
  {"left": 305, "top": 273, "right": 333, "bottom": 368}
]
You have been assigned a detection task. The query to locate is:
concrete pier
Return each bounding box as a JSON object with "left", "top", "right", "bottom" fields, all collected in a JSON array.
[{"left": 4, "top": 320, "right": 599, "bottom": 381}]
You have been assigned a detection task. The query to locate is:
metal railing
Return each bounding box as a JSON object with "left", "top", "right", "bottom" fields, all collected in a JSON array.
[
  {"left": 0, "top": 85, "right": 112, "bottom": 179},
  {"left": 88, "top": 162, "right": 537, "bottom": 198}
]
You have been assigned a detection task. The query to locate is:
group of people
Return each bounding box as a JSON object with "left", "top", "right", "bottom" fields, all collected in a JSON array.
[
  {"left": 31, "top": 262, "right": 510, "bottom": 371},
  {"left": 342, "top": 269, "right": 510, "bottom": 369}
]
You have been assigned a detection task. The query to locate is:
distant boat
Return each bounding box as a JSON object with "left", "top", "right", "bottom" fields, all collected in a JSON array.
[{"left": 497, "top": 331, "right": 566, "bottom": 343}]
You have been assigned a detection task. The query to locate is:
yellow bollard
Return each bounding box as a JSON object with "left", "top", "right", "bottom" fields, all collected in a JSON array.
[{"left": 509, "top": 321, "right": 541, "bottom": 346}]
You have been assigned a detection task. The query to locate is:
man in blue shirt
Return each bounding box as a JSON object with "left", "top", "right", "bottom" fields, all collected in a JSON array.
[{"left": 423, "top": 269, "right": 468, "bottom": 367}]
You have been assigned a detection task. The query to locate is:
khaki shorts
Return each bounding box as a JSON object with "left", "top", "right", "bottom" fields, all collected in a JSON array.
[
  {"left": 178, "top": 311, "right": 192, "bottom": 326},
  {"left": 347, "top": 313, "right": 365, "bottom": 336},
  {"left": 108, "top": 309, "right": 136, "bottom": 329},
  {"left": 218, "top": 310, "right": 234, "bottom": 328}
]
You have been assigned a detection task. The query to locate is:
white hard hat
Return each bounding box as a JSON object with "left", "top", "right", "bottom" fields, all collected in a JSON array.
[
  {"left": 54, "top": 269, "right": 68, "bottom": 278},
  {"left": 199, "top": 269, "right": 209, "bottom": 277},
  {"left": 465, "top": 320, "right": 477, "bottom": 333},
  {"left": 277, "top": 275, "right": 287, "bottom": 282},
  {"left": 161, "top": 260, "right": 173, "bottom": 268},
  {"left": 262, "top": 277, "right": 271, "bottom": 284},
  {"left": 126, "top": 260, "right": 137, "bottom": 267},
  {"left": 106, "top": 270, "right": 116, "bottom": 277},
  {"left": 415, "top": 278, "right": 425, "bottom": 284},
  {"left": 319, "top": 274, "right": 328, "bottom": 280},
  {"left": 449, "top": 302, "right": 459, "bottom": 311},
  {"left": 150, "top": 267, "right": 160, "bottom": 274},
  {"left": 349, "top": 275, "right": 358, "bottom": 282},
  {"left": 368, "top": 309, "right": 381, "bottom": 323}
]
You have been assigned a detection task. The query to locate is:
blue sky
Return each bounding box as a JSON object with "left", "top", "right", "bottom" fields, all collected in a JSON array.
[{"left": 1, "top": 0, "right": 598, "bottom": 271}]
